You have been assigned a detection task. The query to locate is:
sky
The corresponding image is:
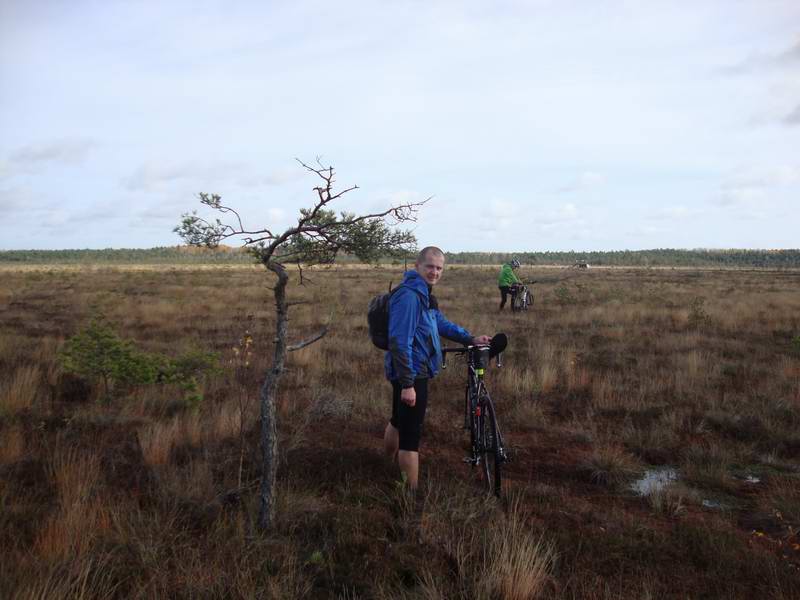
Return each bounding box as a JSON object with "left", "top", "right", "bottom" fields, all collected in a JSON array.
[{"left": 1, "top": 0, "right": 798, "bottom": 251}]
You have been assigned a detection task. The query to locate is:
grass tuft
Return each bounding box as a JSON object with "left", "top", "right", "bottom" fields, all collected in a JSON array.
[
  {"left": 0, "top": 365, "right": 41, "bottom": 416},
  {"left": 583, "top": 445, "right": 641, "bottom": 487}
]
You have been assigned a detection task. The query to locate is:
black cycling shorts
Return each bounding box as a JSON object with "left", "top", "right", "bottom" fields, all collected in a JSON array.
[
  {"left": 499, "top": 285, "right": 511, "bottom": 308},
  {"left": 389, "top": 378, "right": 429, "bottom": 452}
]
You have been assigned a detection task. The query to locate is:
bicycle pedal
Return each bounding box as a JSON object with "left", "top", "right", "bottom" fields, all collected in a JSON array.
[{"left": 462, "top": 457, "right": 479, "bottom": 465}]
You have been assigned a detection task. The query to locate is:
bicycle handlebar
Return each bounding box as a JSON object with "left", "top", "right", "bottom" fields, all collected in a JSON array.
[
  {"left": 441, "top": 345, "right": 485, "bottom": 354},
  {"left": 441, "top": 344, "right": 503, "bottom": 369}
]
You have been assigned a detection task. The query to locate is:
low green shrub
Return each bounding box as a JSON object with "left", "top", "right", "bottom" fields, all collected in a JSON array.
[
  {"left": 554, "top": 285, "right": 577, "bottom": 306},
  {"left": 59, "top": 318, "right": 218, "bottom": 407},
  {"left": 687, "top": 296, "right": 710, "bottom": 329}
]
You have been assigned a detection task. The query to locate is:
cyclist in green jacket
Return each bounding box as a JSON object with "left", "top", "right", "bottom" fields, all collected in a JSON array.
[{"left": 497, "top": 259, "right": 522, "bottom": 310}]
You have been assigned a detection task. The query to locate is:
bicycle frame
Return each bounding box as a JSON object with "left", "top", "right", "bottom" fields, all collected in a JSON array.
[
  {"left": 510, "top": 283, "right": 533, "bottom": 312},
  {"left": 442, "top": 343, "right": 507, "bottom": 496}
]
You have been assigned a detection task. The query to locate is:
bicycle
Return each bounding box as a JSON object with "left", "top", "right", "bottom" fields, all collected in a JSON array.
[
  {"left": 510, "top": 281, "right": 535, "bottom": 312},
  {"left": 442, "top": 333, "right": 509, "bottom": 496}
]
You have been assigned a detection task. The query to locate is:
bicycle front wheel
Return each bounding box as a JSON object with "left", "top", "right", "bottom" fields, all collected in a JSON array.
[{"left": 479, "top": 398, "right": 502, "bottom": 496}]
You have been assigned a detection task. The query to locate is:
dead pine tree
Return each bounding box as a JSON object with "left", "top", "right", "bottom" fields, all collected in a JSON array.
[{"left": 175, "top": 158, "right": 427, "bottom": 531}]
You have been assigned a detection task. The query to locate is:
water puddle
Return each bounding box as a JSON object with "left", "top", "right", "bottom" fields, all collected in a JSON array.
[
  {"left": 631, "top": 467, "right": 741, "bottom": 511},
  {"left": 701, "top": 499, "right": 730, "bottom": 510},
  {"left": 630, "top": 467, "right": 678, "bottom": 496}
]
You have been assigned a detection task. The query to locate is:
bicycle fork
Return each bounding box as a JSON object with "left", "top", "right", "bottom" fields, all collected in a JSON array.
[{"left": 463, "top": 391, "right": 481, "bottom": 465}]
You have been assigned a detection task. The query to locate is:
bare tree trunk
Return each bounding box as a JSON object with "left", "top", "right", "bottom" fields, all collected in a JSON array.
[{"left": 257, "top": 261, "right": 289, "bottom": 531}]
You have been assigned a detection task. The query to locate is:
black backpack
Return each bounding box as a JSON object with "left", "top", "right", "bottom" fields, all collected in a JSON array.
[{"left": 368, "top": 286, "right": 399, "bottom": 350}]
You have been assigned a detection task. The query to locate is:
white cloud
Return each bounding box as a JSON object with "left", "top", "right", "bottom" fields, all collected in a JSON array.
[
  {"left": 716, "top": 186, "right": 766, "bottom": 207},
  {"left": 266, "top": 207, "right": 286, "bottom": 223},
  {"left": 784, "top": 104, "right": 800, "bottom": 126},
  {"left": 651, "top": 205, "right": 705, "bottom": 220},
  {"left": 557, "top": 171, "right": 606, "bottom": 193},
  {"left": 779, "top": 39, "right": 800, "bottom": 64},
  {"left": 39, "top": 208, "right": 72, "bottom": 228},
  {"left": 638, "top": 225, "right": 669, "bottom": 236},
  {"left": 364, "top": 190, "right": 430, "bottom": 223},
  {"left": 720, "top": 38, "right": 800, "bottom": 75},
  {"left": 1, "top": 139, "right": 96, "bottom": 181},
  {"left": 9, "top": 139, "right": 95, "bottom": 167},
  {"left": 732, "top": 165, "right": 800, "bottom": 187},
  {"left": 714, "top": 164, "right": 800, "bottom": 207},
  {"left": 0, "top": 186, "right": 35, "bottom": 214},
  {"left": 479, "top": 197, "right": 537, "bottom": 235},
  {"left": 122, "top": 161, "right": 244, "bottom": 192},
  {"left": 237, "top": 168, "right": 304, "bottom": 188},
  {"left": 122, "top": 161, "right": 309, "bottom": 194},
  {"left": 487, "top": 198, "right": 516, "bottom": 220},
  {"left": 135, "top": 203, "right": 182, "bottom": 224},
  {"left": 537, "top": 202, "right": 581, "bottom": 226}
]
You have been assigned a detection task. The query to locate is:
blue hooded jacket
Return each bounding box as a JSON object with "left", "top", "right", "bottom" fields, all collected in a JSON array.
[{"left": 384, "top": 270, "right": 473, "bottom": 387}]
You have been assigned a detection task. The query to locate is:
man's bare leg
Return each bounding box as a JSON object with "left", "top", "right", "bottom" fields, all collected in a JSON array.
[
  {"left": 384, "top": 424, "right": 419, "bottom": 490},
  {"left": 398, "top": 450, "right": 419, "bottom": 490},
  {"left": 384, "top": 422, "right": 399, "bottom": 461}
]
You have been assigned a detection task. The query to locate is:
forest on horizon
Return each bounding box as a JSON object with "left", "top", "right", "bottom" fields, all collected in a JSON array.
[{"left": 1, "top": 247, "right": 800, "bottom": 268}]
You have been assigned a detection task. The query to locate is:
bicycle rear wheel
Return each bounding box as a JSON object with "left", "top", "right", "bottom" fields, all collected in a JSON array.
[{"left": 479, "top": 398, "right": 502, "bottom": 496}]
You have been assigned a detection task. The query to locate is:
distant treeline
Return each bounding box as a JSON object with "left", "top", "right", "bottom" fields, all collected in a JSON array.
[
  {"left": 446, "top": 249, "right": 800, "bottom": 268},
  {"left": 2, "top": 247, "right": 799, "bottom": 268},
  {"left": 0, "top": 247, "right": 254, "bottom": 264}
]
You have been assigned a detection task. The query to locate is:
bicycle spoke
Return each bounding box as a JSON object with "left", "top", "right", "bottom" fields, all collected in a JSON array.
[
  {"left": 481, "top": 397, "right": 503, "bottom": 496},
  {"left": 478, "top": 409, "right": 490, "bottom": 485}
]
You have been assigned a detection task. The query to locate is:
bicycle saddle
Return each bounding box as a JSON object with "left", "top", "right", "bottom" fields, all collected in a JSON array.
[{"left": 489, "top": 332, "right": 507, "bottom": 358}]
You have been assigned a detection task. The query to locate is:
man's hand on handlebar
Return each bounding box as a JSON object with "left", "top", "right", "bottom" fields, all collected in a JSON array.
[{"left": 472, "top": 335, "right": 492, "bottom": 345}]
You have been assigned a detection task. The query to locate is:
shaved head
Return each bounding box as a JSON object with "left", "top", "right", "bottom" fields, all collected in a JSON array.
[{"left": 416, "top": 246, "right": 444, "bottom": 263}]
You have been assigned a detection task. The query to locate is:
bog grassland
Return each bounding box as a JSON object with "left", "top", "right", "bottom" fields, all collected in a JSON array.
[{"left": 1, "top": 263, "right": 799, "bottom": 599}]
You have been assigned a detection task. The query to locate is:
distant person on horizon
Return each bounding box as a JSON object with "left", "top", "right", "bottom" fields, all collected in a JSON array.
[
  {"left": 383, "top": 246, "right": 491, "bottom": 491},
  {"left": 497, "top": 259, "right": 522, "bottom": 310}
]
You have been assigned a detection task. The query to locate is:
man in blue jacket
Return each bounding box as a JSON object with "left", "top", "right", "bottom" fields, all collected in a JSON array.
[{"left": 383, "top": 246, "right": 491, "bottom": 490}]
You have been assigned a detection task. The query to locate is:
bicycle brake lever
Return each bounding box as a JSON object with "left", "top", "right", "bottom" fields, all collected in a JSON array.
[{"left": 496, "top": 352, "right": 503, "bottom": 368}]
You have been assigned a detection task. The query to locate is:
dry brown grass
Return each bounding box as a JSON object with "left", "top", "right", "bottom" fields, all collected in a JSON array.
[
  {"left": 34, "top": 497, "right": 112, "bottom": 561},
  {"left": 47, "top": 443, "right": 101, "bottom": 507},
  {"left": 12, "top": 553, "right": 122, "bottom": 600},
  {"left": 0, "top": 425, "right": 25, "bottom": 464},
  {"left": 477, "top": 507, "right": 555, "bottom": 599},
  {"left": 537, "top": 362, "right": 558, "bottom": 394},
  {"left": 36, "top": 444, "right": 107, "bottom": 560},
  {"left": 206, "top": 400, "right": 243, "bottom": 442},
  {"left": 583, "top": 444, "right": 642, "bottom": 487},
  {"left": 1, "top": 264, "right": 799, "bottom": 598},
  {"left": 0, "top": 365, "right": 41, "bottom": 415},
  {"left": 138, "top": 419, "right": 181, "bottom": 466},
  {"left": 160, "top": 455, "right": 216, "bottom": 503}
]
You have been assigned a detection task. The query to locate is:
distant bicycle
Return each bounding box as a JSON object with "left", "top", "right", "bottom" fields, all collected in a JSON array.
[
  {"left": 442, "top": 333, "right": 509, "bottom": 496},
  {"left": 510, "top": 281, "right": 535, "bottom": 312}
]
